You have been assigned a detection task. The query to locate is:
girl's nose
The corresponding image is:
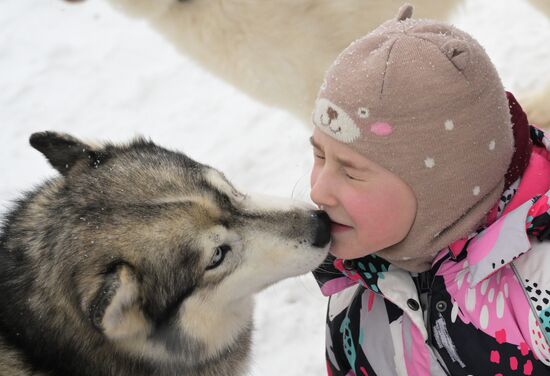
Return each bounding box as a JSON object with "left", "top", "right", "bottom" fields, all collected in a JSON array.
[{"left": 310, "top": 169, "right": 337, "bottom": 208}]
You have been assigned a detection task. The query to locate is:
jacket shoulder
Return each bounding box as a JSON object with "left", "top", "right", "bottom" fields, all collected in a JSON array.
[{"left": 512, "top": 240, "right": 550, "bottom": 364}]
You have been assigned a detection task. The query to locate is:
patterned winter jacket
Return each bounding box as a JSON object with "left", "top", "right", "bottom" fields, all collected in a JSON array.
[{"left": 314, "top": 122, "right": 550, "bottom": 374}]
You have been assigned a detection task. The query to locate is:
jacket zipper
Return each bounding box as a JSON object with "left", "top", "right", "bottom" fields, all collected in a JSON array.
[
  {"left": 420, "top": 271, "right": 433, "bottom": 343},
  {"left": 423, "top": 252, "right": 454, "bottom": 375}
]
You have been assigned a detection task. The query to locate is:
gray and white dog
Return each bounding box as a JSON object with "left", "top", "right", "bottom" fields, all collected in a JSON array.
[{"left": 0, "top": 132, "right": 330, "bottom": 376}]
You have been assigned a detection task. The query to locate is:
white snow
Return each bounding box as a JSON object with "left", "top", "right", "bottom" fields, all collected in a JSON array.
[{"left": 0, "top": 0, "right": 549, "bottom": 374}]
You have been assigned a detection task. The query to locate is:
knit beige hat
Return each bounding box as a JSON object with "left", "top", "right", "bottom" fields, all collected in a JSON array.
[{"left": 312, "top": 4, "right": 514, "bottom": 272}]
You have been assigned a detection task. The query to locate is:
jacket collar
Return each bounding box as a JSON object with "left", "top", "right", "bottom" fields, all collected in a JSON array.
[
  {"left": 466, "top": 195, "right": 538, "bottom": 286},
  {"left": 465, "top": 132, "right": 550, "bottom": 286}
]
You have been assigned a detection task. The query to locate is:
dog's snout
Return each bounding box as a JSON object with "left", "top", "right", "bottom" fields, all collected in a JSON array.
[{"left": 311, "top": 210, "right": 331, "bottom": 247}]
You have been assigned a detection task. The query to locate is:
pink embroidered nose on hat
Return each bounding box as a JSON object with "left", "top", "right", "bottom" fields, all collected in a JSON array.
[{"left": 312, "top": 4, "right": 514, "bottom": 272}]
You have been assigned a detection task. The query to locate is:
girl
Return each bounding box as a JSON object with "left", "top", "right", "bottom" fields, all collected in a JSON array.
[{"left": 311, "top": 5, "right": 550, "bottom": 375}]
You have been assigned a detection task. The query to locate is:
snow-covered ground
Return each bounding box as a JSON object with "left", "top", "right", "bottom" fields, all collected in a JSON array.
[{"left": 0, "top": 0, "right": 549, "bottom": 374}]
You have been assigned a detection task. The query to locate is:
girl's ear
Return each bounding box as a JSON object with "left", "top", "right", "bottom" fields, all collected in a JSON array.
[
  {"left": 441, "top": 39, "right": 471, "bottom": 72},
  {"left": 29, "top": 131, "right": 108, "bottom": 175},
  {"left": 89, "top": 265, "right": 150, "bottom": 341}
]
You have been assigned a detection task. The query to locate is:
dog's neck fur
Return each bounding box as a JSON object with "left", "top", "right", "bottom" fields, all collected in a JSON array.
[
  {"left": 113, "top": 293, "right": 255, "bottom": 367},
  {"left": 179, "top": 293, "right": 254, "bottom": 360}
]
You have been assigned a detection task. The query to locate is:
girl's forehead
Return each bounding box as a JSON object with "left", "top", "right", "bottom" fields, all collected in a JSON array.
[
  {"left": 312, "top": 128, "right": 359, "bottom": 156},
  {"left": 311, "top": 127, "right": 347, "bottom": 150},
  {"left": 311, "top": 128, "right": 378, "bottom": 168}
]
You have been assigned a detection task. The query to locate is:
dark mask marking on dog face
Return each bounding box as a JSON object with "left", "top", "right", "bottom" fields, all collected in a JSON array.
[
  {"left": 89, "top": 267, "right": 123, "bottom": 331},
  {"left": 152, "top": 285, "right": 196, "bottom": 331}
]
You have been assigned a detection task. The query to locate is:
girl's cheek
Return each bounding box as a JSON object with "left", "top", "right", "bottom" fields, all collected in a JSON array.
[
  {"left": 342, "top": 188, "right": 388, "bottom": 221},
  {"left": 343, "top": 195, "right": 371, "bottom": 220}
]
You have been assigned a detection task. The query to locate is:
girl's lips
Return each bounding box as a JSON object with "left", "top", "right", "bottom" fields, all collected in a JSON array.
[{"left": 330, "top": 221, "right": 353, "bottom": 233}]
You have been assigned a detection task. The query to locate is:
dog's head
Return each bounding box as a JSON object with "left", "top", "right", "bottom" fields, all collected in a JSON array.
[{"left": 27, "top": 131, "right": 330, "bottom": 365}]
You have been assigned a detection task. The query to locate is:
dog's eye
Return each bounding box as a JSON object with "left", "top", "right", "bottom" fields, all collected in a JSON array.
[{"left": 206, "top": 244, "right": 231, "bottom": 270}]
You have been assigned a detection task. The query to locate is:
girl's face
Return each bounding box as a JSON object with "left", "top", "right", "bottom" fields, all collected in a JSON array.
[{"left": 310, "top": 128, "right": 417, "bottom": 260}]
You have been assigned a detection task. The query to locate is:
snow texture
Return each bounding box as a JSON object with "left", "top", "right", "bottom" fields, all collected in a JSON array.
[{"left": 0, "top": 0, "right": 549, "bottom": 374}]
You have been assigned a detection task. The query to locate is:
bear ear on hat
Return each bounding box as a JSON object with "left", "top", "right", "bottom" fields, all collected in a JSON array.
[
  {"left": 441, "top": 39, "right": 471, "bottom": 72},
  {"left": 396, "top": 3, "right": 414, "bottom": 21}
]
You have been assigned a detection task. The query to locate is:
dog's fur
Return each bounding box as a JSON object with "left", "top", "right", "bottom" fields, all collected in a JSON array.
[
  {"left": 0, "top": 132, "right": 330, "bottom": 376},
  {"left": 91, "top": 0, "right": 550, "bottom": 127}
]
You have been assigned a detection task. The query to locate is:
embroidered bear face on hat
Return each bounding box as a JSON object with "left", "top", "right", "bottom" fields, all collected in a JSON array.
[{"left": 312, "top": 4, "right": 514, "bottom": 272}]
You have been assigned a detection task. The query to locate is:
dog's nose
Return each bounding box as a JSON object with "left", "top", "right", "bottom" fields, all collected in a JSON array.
[{"left": 311, "top": 210, "right": 331, "bottom": 247}]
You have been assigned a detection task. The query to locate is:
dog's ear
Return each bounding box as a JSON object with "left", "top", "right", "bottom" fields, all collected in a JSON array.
[
  {"left": 89, "top": 264, "right": 150, "bottom": 341},
  {"left": 29, "top": 131, "right": 108, "bottom": 176}
]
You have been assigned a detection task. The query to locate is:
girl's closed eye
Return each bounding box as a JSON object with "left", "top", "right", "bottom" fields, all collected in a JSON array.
[
  {"left": 313, "top": 149, "right": 325, "bottom": 161},
  {"left": 345, "top": 172, "right": 361, "bottom": 181},
  {"left": 343, "top": 168, "right": 365, "bottom": 181}
]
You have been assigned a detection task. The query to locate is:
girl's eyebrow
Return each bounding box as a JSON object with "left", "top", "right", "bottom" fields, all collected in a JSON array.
[
  {"left": 337, "top": 156, "right": 366, "bottom": 170},
  {"left": 309, "top": 136, "right": 323, "bottom": 151}
]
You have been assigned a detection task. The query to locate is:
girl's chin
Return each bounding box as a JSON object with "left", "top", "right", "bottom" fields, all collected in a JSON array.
[
  {"left": 329, "top": 243, "right": 359, "bottom": 260},
  {"left": 329, "top": 239, "right": 377, "bottom": 260}
]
